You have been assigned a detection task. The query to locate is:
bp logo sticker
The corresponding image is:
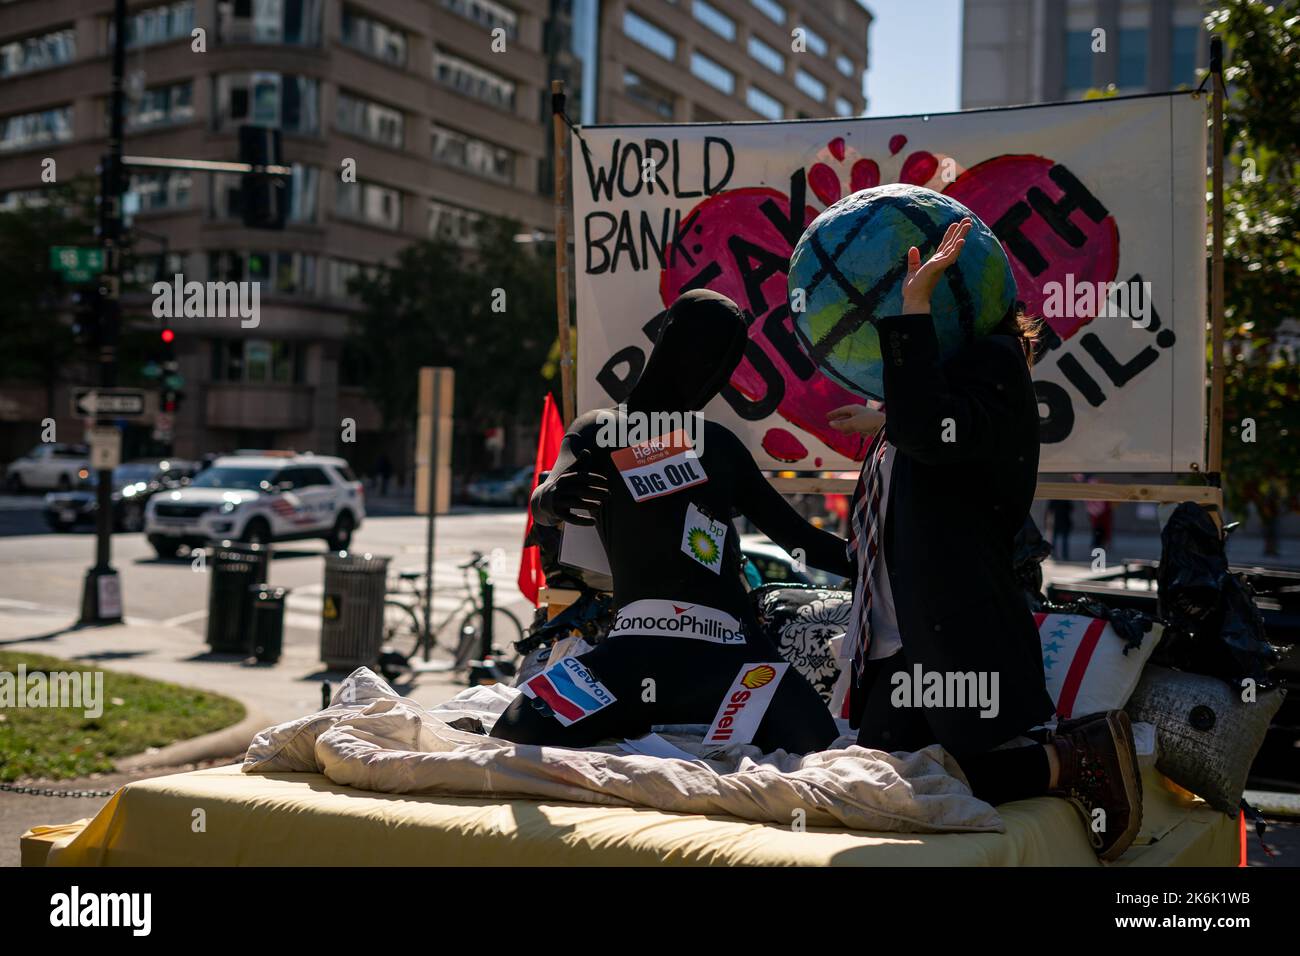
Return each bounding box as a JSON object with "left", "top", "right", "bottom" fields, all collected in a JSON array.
[{"left": 681, "top": 502, "right": 726, "bottom": 574}]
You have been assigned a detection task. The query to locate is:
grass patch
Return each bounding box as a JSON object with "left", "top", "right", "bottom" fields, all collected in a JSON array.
[{"left": 0, "top": 651, "right": 245, "bottom": 781}]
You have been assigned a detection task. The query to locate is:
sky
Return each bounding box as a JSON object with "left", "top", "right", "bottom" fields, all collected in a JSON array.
[{"left": 860, "top": 0, "right": 965, "bottom": 118}]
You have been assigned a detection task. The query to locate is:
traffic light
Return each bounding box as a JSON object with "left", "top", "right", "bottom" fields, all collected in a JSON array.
[
  {"left": 70, "top": 286, "right": 104, "bottom": 346},
  {"left": 160, "top": 327, "right": 175, "bottom": 345},
  {"left": 238, "top": 125, "right": 289, "bottom": 230}
]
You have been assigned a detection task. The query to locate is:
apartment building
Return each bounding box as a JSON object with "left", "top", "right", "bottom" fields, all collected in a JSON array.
[
  {"left": 0, "top": 0, "right": 870, "bottom": 466},
  {"left": 0, "top": 0, "right": 554, "bottom": 461},
  {"left": 586, "top": 0, "right": 870, "bottom": 125},
  {"left": 961, "top": 0, "right": 1210, "bottom": 109}
]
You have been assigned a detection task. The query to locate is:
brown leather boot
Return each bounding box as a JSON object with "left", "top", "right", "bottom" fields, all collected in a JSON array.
[{"left": 1049, "top": 710, "right": 1143, "bottom": 862}]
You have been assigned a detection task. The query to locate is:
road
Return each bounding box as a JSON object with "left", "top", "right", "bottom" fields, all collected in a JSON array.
[{"left": 0, "top": 496, "right": 535, "bottom": 651}]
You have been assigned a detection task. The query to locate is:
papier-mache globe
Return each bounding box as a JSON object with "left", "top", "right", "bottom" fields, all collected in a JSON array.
[{"left": 788, "top": 183, "right": 1016, "bottom": 400}]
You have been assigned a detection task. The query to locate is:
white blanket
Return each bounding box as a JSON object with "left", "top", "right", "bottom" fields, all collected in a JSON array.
[{"left": 242, "top": 668, "right": 1003, "bottom": 834}]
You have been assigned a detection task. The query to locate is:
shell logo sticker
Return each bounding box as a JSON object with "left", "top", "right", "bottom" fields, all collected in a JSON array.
[
  {"left": 741, "top": 665, "right": 777, "bottom": 689},
  {"left": 704, "top": 662, "right": 789, "bottom": 747}
]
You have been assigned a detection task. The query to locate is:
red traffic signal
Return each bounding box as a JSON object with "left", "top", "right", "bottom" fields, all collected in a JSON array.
[{"left": 160, "top": 328, "right": 175, "bottom": 344}]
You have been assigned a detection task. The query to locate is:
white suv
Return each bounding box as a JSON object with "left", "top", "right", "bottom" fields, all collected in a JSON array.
[
  {"left": 5, "top": 443, "right": 90, "bottom": 492},
  {"left": 144, "top": 453, "right": 365, "bottom": 558}
]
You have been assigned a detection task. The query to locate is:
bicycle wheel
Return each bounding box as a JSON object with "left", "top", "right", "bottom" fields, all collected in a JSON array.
[
  {"left": 381, "top": 599, "right": 443, "bottom": 663},
  {"left": 453, "top": 607, "right": 526, "bottom": 670}
]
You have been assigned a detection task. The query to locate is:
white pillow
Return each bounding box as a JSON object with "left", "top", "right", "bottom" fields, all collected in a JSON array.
[{"left": 1035, "top": 613, "right": 1163, "bottom": 720}]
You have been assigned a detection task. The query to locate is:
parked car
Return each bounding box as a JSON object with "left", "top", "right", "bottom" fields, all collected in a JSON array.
[
  {"left": 4, "top": 443, "right": 90, "bottom": 492},
  {"left": 463, "top": 465, "right": 534, "bottom": 507},
  {"left": 740, "top": 535, "right": 850, "bottom": 589},
  {"left": 44, "top": 458, "right": 200, "bottom": 533},
  {"left": 144, "top": 452, "right": 365, "bottom": 558}
]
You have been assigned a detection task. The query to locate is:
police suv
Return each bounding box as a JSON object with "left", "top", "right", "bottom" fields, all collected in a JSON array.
[{"left": 144, "top": 452, "right": 365, "bottom": 558}]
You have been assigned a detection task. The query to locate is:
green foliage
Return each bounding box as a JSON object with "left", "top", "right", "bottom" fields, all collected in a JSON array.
[
  {"left": 1208, "top": 2, "right": 1300, "bottom": 522},
  {"left": 0, "top": 178, "right": 98, "bottom": 390},
  {"left": 0, "top": 651, "right": 245, "bottom": 781},
  {"left": 345, "top": 217, "right": 558, "bottom": 438}
]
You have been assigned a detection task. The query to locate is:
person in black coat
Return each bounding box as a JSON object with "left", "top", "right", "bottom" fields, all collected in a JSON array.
[{"left": 827, "top": 217, "right": 1143, "bottom": 861}]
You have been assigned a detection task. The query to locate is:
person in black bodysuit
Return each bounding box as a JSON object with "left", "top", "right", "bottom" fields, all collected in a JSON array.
[{"left": 491, "top": 290, "right": 852, "bottom": 754}]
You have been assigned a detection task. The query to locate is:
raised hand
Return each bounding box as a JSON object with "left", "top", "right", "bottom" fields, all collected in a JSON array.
[{"left": 900, "top": 217, "right": 972, "bottom": 314}]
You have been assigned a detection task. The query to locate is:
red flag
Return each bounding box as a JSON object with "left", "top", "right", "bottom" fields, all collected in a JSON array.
[{"left": 518, "top": 393, "right": 565, "bottom": 606}]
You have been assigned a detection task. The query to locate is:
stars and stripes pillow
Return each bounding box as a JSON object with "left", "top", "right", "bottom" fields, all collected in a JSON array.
[{"left": 1035, "top": 613, "right": 1163, "bottom": 720}]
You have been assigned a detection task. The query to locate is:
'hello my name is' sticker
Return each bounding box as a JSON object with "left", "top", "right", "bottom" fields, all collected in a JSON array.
[{"left": 611, "top": 429, "right": 707, "bottom": 502}]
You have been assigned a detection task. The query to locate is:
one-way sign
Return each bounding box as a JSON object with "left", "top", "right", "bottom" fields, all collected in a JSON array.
[{"left": 72, "top": 388, "right": 149, "bottom": 418}]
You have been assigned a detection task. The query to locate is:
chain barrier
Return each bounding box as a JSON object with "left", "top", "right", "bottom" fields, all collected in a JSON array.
[{"left": 0, "top": 781, "right": 117, "bottom": 798}]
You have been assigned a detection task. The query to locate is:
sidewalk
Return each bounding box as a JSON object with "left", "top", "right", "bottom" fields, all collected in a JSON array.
[{"left": 0, "top": 602, "right": 467, "bottom": 727}]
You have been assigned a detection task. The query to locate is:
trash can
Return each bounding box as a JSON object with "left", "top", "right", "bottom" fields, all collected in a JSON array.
[
  {"left": 249, "top": 585, "right": 289, "bottom": 664},
  {"left": 206, "top": 541, "right": 270, "bottom": 653},
  {"left": 319, "top": 552, "right": 390, "bottom": 670}
]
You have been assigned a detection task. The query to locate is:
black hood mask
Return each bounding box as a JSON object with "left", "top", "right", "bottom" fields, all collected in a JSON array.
[{"left": 626, "top": 290, "right": 748, "bottom": 414}]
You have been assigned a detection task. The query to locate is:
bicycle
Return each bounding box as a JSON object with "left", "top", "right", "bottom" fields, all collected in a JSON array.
[{"left": 381, "top": 550, "right": 525, "bottom": 674}]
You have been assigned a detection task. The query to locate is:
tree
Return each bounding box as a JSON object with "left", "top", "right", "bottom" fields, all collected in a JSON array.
[
  {"left": 0, "top": 177, "right": 99, "bottom": 415},
  {"left": 1210, "top": 1, "right": 1300, "bottom": 554},
  {"left": 346, "top": 216, "right": 559, "bottom": 472}
]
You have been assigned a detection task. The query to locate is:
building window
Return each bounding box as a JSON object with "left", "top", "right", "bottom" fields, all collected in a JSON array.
[
  {"left": 220, "top": 0, "right": 323, "bottom": 45},
  {"left": 126, "top": 81, "right": 195, "bottom": 130},
  {"left": 0, "top": 106, "right": 72, "bottom": 153},
  {"left": 750, "top": 0, "right": 785, "bottom": 25},
  {"left": 798, "top": 24, "right": 827, "bottom": 57},
  {"left": 623, "top": 10, "right": 676, "bottom": 62},
  {"left": 214, "top": 73, "right": 320, "bottom": 133},
  {"left": 434, "top": 50, "right": 516, "bottom": 110},
  {"left": 336, "top": 180, "right": 403, "bottom": 230},
  {"left": 336, "top": 91, "right": 404, "bottom": 148},
  {"left": 794, "top": 68, "right": 825, "bottom": 102},
  {"left": 427, "top": 199, "right": 480, "bottom": 245},
  {"left": 439, "top": 0, "right": 518, "bottom": 40},
  {"left": 623, "top": 69, "right": 674, "bottom": 119},
  {"left": 121, "top": 1, "right": 196, "bottom": 49},
  {"left": 340, "top": 6, "right": 407, "bottom": 66},
  {"left": 431, "top": 124, "right": 514, "bottom": 183},
  {"left": 747, "top": 35, "right": 784, "bottom": 74},
  {"left": 692, "top": 0, "right": 735, "bottom": 41},
  {"left": 211, "top": 163, "right": 318, "bottom": 223},
  {"left": 835, "top": 95, "right": 854, "bottom": 117},
  {"left": 835, "top": 53, "right": 854, "bottom": 77},
  {"left": 746, "top": 85, "right": 782, "bottom": 120},
  {"left": 1117, "top": 27, "right": 1147, "bottom": 89},
  {"left": 1065, "top": 30, "right": 1092, "bottom": 91},
  {"left": 1170, "top": 24, "right": 1199, "bottom": 87},
  {"left": 1, "top": 27, "right": 75, "bottom": 78},
  {"left": 211, "top": 338, "right": 306, "bottom": 384},
  {"left": 690, "top": 50, "right": 734, "bottom": 95},
  {"left": 324, "top": 257, "right": 374, "bottom": 299},
  {"left": 126, "top": 171, "right": 192, "bottom": 211}
]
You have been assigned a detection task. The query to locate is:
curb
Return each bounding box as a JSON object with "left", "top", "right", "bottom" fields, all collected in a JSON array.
[{"left": 115, "top": 706, "right": 274, "bottom": 771}]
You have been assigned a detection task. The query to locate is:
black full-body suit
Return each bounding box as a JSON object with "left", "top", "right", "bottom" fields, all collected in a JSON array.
[{"left": 492, "top": 291, "right": 852, "bottom": 754}]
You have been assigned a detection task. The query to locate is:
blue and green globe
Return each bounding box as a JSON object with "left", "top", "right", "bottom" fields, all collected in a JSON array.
[{"left": 788, "top": 183, "right": 1015, "bottom": 399}]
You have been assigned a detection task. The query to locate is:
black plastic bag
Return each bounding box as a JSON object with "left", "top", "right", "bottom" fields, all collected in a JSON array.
[{"left": 1153, "top": 501, "right": 1281, "bottom": 689}]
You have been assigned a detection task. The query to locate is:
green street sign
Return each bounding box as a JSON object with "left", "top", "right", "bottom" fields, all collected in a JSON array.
[{"left": 50, "top": 246, "right": 104, "bottom": 283}]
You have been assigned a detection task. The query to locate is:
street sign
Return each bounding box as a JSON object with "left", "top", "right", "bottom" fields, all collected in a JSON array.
[
  {"left": 50, "top": 246, "right": 105, "bottom": 284},
  {"left": 87, "top": 426, "right": 122, "bottom": 470},
  {"left": 72, "top": 388, "right": 148, "bottom": 418}
]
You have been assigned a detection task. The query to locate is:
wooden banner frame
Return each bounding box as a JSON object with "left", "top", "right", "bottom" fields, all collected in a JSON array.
[{"left": 550, "top": 41, "right": 1228, "bottom": 514}]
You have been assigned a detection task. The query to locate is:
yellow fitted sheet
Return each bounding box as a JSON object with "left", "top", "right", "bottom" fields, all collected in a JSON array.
[{"left": 25, "top": 763, "right": 1238, "bottom": 867}]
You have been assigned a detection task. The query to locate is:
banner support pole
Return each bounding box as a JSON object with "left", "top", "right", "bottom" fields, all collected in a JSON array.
[
  {"left": 551, "top": 80, "right": 576, "bottom": 426},
  {"left": 1208, "top": 36, "right": 1226, "bottom": 481}
]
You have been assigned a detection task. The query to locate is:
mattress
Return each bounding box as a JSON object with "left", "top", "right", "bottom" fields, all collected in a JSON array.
[{"left": 24, "top": 762, "right": 1238, "bottom": 867}]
